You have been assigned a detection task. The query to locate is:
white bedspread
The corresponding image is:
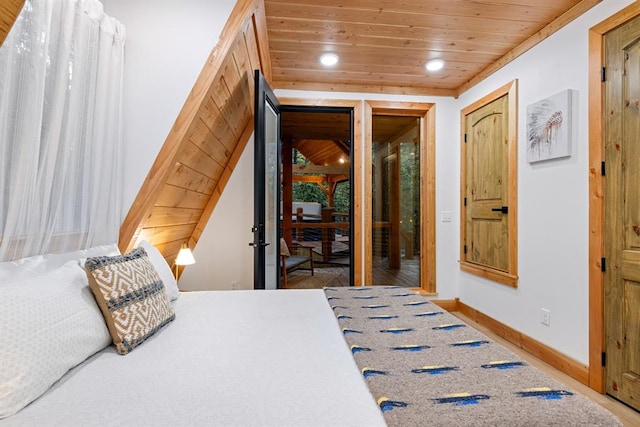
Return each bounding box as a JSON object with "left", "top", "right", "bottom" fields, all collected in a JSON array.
[{"left": 3, "top": 290, "right": 385, "bottom": 427}]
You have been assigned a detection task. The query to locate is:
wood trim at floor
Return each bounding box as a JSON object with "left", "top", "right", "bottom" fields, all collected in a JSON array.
[
  {"left": 430, "top": 298, "right": 459, "bottom": 312},
  {"left": 430, "top": 297, "right": 592, "bottom": 388},
  {"left": 455, "top": 301, "right": 590, "bottom": 386}
]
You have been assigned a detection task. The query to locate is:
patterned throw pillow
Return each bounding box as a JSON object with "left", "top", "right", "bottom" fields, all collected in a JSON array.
[
  {"left": 85, "top": 247, "right": 175, "bottom": 355},
  {"left": 139, "top": 240, "right": 179, "bottom": 301}
]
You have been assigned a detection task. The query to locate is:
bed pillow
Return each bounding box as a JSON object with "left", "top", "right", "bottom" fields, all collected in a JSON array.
[
  {"left": 0, "top": 260, "right": 111, "bottom": 419},
  {"left": 139, "top": 240, "right": 179, "bottom": 301},
  {"left": 0, "top": 243, "right": 121, "bottom": 286},
  {"left": 85, "top": 247, "right": 175, "bottom": 355}
]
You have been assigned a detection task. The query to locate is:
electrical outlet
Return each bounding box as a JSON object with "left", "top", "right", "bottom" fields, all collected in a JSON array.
[
  {"left": 231, "top": 281, "right": 239, "bottom": 290},
  {"left": 541, "top": 308, "right": 551, "bottom": 326}
]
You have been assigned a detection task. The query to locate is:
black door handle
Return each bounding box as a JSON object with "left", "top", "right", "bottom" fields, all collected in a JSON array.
[
  {"left": 249, "top": 241, "right": 271, "bottom": 247},
  {"left": 491, "top": 206, "right": 508, "bottom": 214}
]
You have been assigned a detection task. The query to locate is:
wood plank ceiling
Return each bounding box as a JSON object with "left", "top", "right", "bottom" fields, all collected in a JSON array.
[{"left": 264, "top": 0, "right": 602, "bottom": 96}]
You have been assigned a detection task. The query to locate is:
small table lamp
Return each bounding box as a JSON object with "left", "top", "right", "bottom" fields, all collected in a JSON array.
[{"left": 174, "top": 243, "right": 196, "bottom": 280}]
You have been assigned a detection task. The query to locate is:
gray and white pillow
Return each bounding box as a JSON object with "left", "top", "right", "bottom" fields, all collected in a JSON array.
[
  {"left": 85, "top": 247, "right": 175, "bottom": 355},
  {"left": 139, "top": 240, "right": 179, "bottom": 301}
]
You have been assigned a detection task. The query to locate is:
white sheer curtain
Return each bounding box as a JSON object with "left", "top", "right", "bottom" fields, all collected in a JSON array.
[{"left": 0, "top": 0, "right": 125, "bottom": 261}]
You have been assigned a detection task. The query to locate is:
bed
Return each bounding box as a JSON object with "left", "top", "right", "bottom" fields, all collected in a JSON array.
[{"left": 0, "top": 244, "right": 622, "bottom": 426}]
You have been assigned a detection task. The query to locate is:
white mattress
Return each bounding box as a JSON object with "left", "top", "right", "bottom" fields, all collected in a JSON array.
[{"left": 3, "top": 290, "right": 385, "bottom": 427}]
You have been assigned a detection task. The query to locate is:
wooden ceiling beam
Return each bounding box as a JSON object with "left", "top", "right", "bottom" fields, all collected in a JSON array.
[
  {"left": 293, "top": 175, "right": 325, "bottom": 184},
  {"left": 273, "top": 80, "right": 458, "bottom": 97},
  {"left": 291, "top": 174, "right": 349, "bottom": 184},
  {"left": 293, "top": 164, "right": 349, "bottom": 175},
  {"left": 335, "top": 140, "right": 350, "bottom": 155}
]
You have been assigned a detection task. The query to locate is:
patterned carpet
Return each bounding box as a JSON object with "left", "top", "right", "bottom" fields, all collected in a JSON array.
[{"left": 325, "top": 286, "right": 622, "bottom": 427}]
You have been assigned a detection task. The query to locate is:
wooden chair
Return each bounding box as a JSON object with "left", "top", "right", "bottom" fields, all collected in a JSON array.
[{"left": 280, "top": 238, "right": 314, "bottom": 288}]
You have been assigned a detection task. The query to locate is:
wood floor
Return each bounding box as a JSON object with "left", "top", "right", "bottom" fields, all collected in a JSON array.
[
  {"left": 285, "top": 257, "right": 419, "bottom": 288},
  {"left": 282, "top": 272, "right": 640, "bottom": 425},
  {"left": 372, "top": 257, "right": 420, "bottom": 287}
]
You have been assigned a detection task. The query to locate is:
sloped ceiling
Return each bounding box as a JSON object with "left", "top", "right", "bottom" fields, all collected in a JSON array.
[
  {"left": 0, "top": 0, "right": 24, "bottom": 47},
  {"left": 118, "top": 0, "right": 270, "bottom": 268}
]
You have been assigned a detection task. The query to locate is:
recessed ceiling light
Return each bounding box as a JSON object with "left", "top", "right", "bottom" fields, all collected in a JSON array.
[
  {"left": 320, "top": 53, "right": 339, "bottom": 66},
  {"left": 425, "top": 59, "right": 444, "bottom": 72}
]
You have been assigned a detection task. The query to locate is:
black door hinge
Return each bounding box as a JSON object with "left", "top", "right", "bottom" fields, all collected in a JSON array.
[
  {"left": 463, "top": 245, "right": 468, "bottom": 254},
  {"left": 464, "top": 133, "right": 467, "bottom": 143},
  {"left": 601, "top": 352, "right": 606, "bottom": 367},
  {"left": 601, "top": 161, "right": 606, "bottom": 176},
  {"left": 601, "top": 67, "right": 606, "bottom": 82},
  {"left": 601, "top": 257, "right": 606, "bottom": 272},
  {"left": 464, "top": 197, "right": 467, "bottom": 206}
]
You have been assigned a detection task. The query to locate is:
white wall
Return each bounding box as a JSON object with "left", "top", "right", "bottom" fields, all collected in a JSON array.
[
  {"left": 102, "top": 0, "right": 253, "bottom": 289},
  {"left": 179, "top": 139, "right": 255, "bottom": 291},
  {"left": 455, "top": 0, "right": 635, "bottom": 364},
  {"left": 243, "top": 90, "right": 460, "bottom": 297},
  {"left": 102, "top": 0, "right": 237, "bottom": 217},
  {"left": 106, "top": 0, "right": 635, "bottom": 363}
]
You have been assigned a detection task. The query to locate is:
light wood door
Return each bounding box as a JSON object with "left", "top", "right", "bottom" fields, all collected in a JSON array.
[
  {"left": 604, "top": 15, "right": 640, "bottom": 411},
  {"left": 463, "top": 95, "right": 509, "bottom": 272}
]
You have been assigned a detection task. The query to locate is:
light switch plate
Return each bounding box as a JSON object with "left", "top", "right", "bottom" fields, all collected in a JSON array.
[{"left": 541, "top": 308, "right": 551, "bottom": 326}]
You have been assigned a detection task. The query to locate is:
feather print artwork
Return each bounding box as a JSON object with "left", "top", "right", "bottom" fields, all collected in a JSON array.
[{"left": 526, "top": 90, "right": 574, "bottom": 162}]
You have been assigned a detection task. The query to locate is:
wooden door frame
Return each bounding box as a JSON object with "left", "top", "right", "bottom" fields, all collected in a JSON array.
[
  {"left": 459, "top": 80, "right": 518, "bottom": 287},
  {"left": 588, "top": 1, "right": 640, "bottom": 393},
  {"left": 278, "top": 98, "right": 364, "bottom": 285},
  {"left": 364, "top": 101, "right": 436, "bottom": 293}
]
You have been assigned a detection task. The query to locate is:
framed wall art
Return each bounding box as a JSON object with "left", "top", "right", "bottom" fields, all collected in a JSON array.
[{"left": 526, "top": 89, "right": 575, "bottom": 163}]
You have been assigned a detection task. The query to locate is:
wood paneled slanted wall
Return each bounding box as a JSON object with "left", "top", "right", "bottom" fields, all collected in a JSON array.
[
  {"left": 119, "top": 0, "right": 271, "bottom": 272},
  {"left": 0, "top": 0, "right": 24, "bottom": 47}
]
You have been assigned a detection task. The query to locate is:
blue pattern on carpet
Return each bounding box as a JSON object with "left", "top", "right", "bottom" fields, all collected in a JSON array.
[{"left": 324, "top": 286, "right": 622, "bottom": 427}]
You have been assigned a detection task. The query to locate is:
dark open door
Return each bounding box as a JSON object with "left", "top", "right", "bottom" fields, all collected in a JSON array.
[{"left": 252, "top": 70, "right": 281, "bottom": 290}]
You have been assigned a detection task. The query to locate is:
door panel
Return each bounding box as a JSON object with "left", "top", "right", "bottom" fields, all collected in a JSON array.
[
  {"left": 604, "top": 16, "right": 640, "bottom": 410},
  {"left": 264, "top": 101, "right": 279, "bottom": 290},
  {"left": 253, "top": 70, "right": 280, "bottom": 290},
  {"left": 370, "top": 115, "right": 422, "bottom": 287},
  {"left": 465, "top": 97, "right": 509, "bottom": 272}
]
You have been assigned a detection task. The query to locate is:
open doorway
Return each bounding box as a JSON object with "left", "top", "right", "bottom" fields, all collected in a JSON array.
[
  {"left": 371, "top": 115, "right": 421, "bottom": 286},
  {"left": 280, "top": 107, "right": 354, "bottom": 288},
  {"left": 365, "top": 101, "right": 436, "bottom": 293}
]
